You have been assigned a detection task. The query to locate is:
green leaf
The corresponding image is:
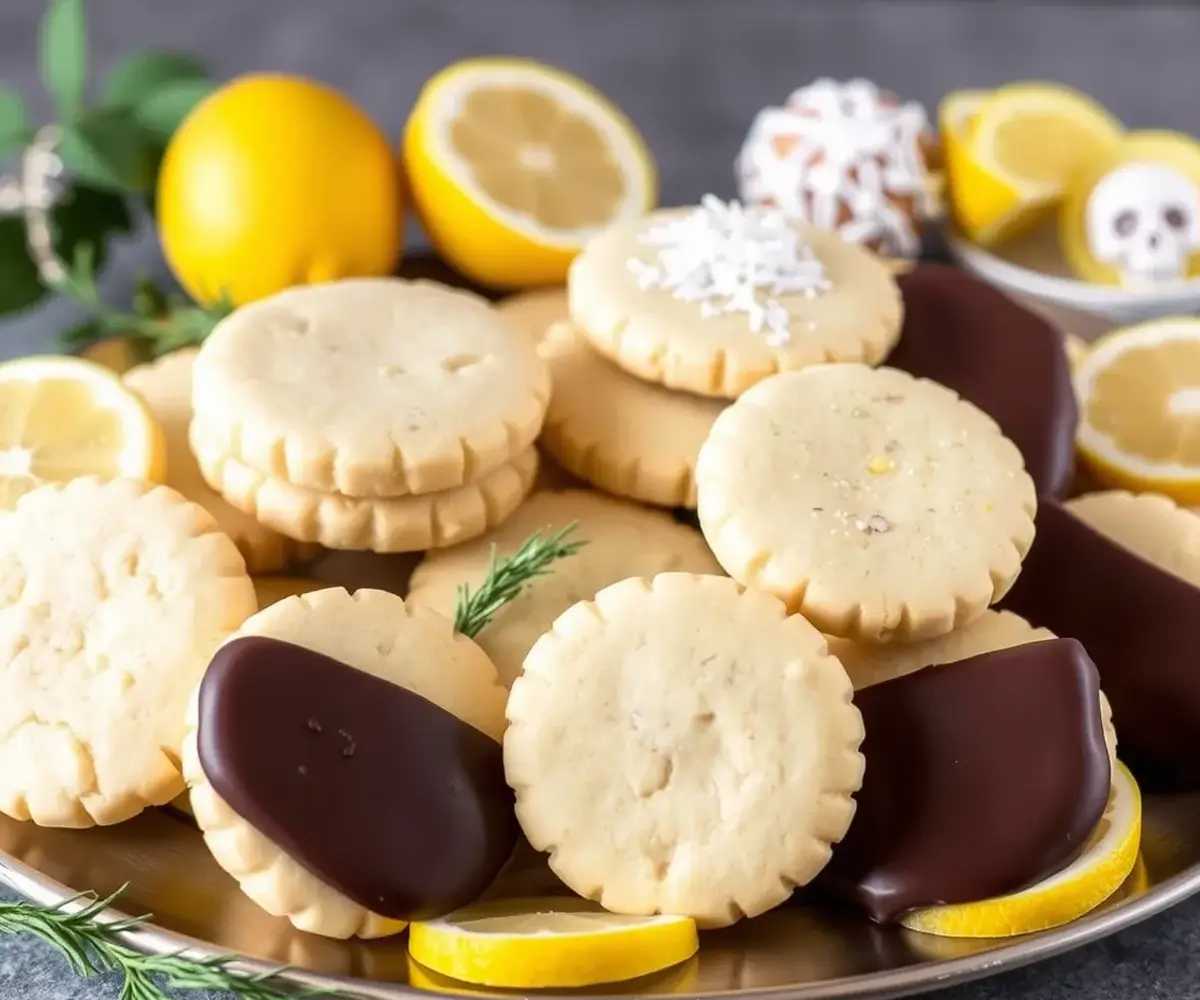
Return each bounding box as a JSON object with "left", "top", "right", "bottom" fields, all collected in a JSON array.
[
  {"left": 0, "top": 85, "right": 32, "bottom": 158},
  {"left": 0, "top": 185, "right": 132, "bottom": 317},
  {"left": 103, "top": 51, "right": 207, "bottom": 110},
  {"left": 58, "top": 108, "right": 159, "bottom": 193},
  {"left": 39, "top": 0, "right": 88, "bottom": 119},
  {"left": 132, "top": 77, "right": 216, "bottom": 141}
]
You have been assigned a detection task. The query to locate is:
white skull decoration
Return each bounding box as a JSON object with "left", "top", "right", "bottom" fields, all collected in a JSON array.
[{"left": 1085, "top": 162, "right": 1200, "bottom": 285}]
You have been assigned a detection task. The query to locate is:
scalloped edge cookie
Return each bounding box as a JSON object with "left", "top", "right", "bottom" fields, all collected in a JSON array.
[{"left": 504, "top": 573, "right": 864, "bottom": 927}]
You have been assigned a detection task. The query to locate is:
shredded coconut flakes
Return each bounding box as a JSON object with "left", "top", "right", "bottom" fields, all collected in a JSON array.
[{"left": 627, "top": 195, "right": 831, "bottom": 345}]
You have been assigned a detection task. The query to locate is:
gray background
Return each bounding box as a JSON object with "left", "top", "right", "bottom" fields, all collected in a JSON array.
[{"left": 2, "top": 0, "right": 1200, "bottom": 996}]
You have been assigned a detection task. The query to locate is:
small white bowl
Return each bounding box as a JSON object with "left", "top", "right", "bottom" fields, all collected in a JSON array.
[{"left": 946, "top": 223, "right": 1200, "bottom": 326}]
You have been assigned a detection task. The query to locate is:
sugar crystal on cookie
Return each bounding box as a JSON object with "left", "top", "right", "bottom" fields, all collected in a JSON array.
[{"left": 627, "top": 195, "right": 831, "bottom": 345}]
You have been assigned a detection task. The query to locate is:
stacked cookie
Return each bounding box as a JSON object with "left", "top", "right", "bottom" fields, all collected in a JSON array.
[
  {"left": 188, "top": 278, "right": 551, "bottom": 552},
  {"left": 534, "top": 196, "right": 904, "bottom": 508}
]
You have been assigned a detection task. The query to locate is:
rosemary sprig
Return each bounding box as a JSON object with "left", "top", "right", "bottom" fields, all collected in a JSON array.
[
  {"left": 453, "top": 522, "right": 586, "bottom": 638},
  {"left": 0, "top": 886, "right": 323, "bottom": 999},
  {"left": 54, "top": 242, "right": 232, "bottom": 357}
]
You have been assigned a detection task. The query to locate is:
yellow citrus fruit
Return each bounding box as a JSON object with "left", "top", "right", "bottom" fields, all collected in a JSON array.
[
  {"left": 403, "top": 57, "right": 657, "bottom": 288},
  {"left": 902, "top": 762, "right": 1141, "bottom": 938},
  {"left": 0, "top": 356, "right": 166, "bottom": 509},
  {"left": 1074, "top": 316, "right": 1200, "bottom": 501},
  {"left": 407, "top": 896, "right": 698, "bottom": 988},
  {"left": 943, "top": 83, "right": 1123, "bottom": 247},
  {"left": 158, "top": 73, "right": 403, "bottom": 307},
  {"left": 1059, "top": 131, "right": 1200, "bottom": 285}
]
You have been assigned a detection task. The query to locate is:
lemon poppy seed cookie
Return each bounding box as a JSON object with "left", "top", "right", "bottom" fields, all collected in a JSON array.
[
  {"left": 504, "top": 573, "right": 864, "bottom": 927},
  {"left": 124, "top": 349, "right": 317, "bottom": 573},
  {"left": 538, "top": 323, "right": 725, "bottom": 507},
  {"left": 183, "top": 587, "right": 514, "bottom": 939},
  {"left": 192, "top": 278, "right": 551, "bottom": 497},
  {"left": 696, "top": 365, "right": 1037, "bottom": 643},
  {"left": 0, "top": 477, "right": 256, "bottom": 827},
  {"left": 568, "top": 197, "right": 903, "bottom": 399},
  {"left": 407, "top": 490, "right": 722, "bottom": 686},
  {"left": 192, "top": 421, "right": 538, "bottom": 552}
]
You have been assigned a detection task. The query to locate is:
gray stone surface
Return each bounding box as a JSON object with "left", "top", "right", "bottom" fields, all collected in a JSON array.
[{"left": 2, "top": 0, "right": 1200, "bottom": 997}]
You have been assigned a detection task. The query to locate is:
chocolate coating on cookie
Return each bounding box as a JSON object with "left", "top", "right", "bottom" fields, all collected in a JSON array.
[
  {"left": 823, "top": 639, "right": 1111, "bottom": 921},
  {"left": 196, "top": 636, "right": 518, "bottom": 920},
  {"left": 1004, "top": 500, "right": 1200, "bottom": 787},
  {"left": 888, "top": 264, "right": 1077, "bottom": 498}
]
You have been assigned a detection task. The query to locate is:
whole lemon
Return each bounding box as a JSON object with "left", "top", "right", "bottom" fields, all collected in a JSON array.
[{"left": 158, "top": 74, "right": 403, "bottom": 306}]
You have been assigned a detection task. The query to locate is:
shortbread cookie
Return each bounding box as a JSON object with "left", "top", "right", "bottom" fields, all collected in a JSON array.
[
  {"left": 183, "top": 587, "right": 512, "bottom": 938},
  {"left": 1067, "top": 491, "right": 1200, "bottom": 586},
  {"left": 696, "top": 364, "right": 1037, "bottom": 643},
  {"left": 539, "top": 323, "right": 724, "bottom": 507},
  {"left": 0, "top": 477, "right": 256, "bottom": 827},
  {"left": 504, "top": 573, "right": 864, "bottom": 926},
  {"left": 124, "top": 349, "right": 315, "bottom": 573},
  {"left": 192, "top": 278, "right": 551, "bottom": 497},
  {"left": 192, "top": 424, "right": 538, "bottom": 552},
  {"left": 408, "top": 491, "right": 722, "bottom": 686},
  {"left": 568, "top": 200, "right": 903, "bottom": 398},
  {"left": 496, "top": 288, "right": 567, "bottom": 347}
]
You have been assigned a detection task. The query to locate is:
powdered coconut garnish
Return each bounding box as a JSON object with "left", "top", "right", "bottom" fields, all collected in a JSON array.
[{"left": 627, "top": 195, "right": 831, "bottom": 346}]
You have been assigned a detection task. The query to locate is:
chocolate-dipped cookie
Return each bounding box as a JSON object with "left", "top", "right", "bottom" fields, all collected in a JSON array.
[
  {"left": 182, "top": 587, "right": 516, "bottom": 939},
  {"left": 822, "top": 639, "right": 1112, "bottom": 921},
  {"left": 888, "top": 264, "right": 1078, "bottom": 499},
  {"left": 1004, "top": 492, "right": 1200, "bottom": 788}
]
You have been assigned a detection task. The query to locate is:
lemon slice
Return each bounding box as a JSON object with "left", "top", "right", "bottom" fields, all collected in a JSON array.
[
  {"left": 403, "top": 57, "right": 657, "bottom": 288},
  {"left": 947, "top": 83, "right": 1123, "bottom": 246},
  {"left": 902, "top": 761, "right": 1141, "bottom": 938},
  {"left": 407, "top": 896, "right": 698, "bottom": 988},
  {"left": 0, "top": 355, "right": 166, "bottom": 508},
  {"left": 1075, "top": 317, "right": 1200, "bottom": 501}
]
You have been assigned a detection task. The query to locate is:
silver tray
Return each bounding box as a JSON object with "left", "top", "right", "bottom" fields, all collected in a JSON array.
[{"left": 1, "top": 291, "right": 1195, "bottom": 999}]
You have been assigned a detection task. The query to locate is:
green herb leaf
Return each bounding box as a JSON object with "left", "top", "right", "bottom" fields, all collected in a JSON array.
[
  {"left": 0, "top": 85, "right": 32, "bottom": 159},
  {"left": 132, "top": 76, "right": 216, "bottom": 142},
  {"left": 0, "top": 184, "right": 132, "bottom": 317},
  {"left": 39, "top": 0, "right": 88, "bottom": 120},
  {"left": 103, "top": 51, "right": 207, "bottom": 110},
  {"left": 58, "top": 107, "right": 159, "bottom": 193}
]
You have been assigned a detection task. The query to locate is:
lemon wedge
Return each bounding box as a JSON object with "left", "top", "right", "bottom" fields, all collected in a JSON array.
[
  {"left": 902, "top": 761, "right": 1142, "bottom": 938},
  {"left": 403, "top": 57, "right": 657, "bottom": 288},
  {"left": 0, "top": 355, "right": 165, "bottom": 508},
  {"left": 1075, "top": 317, "right": 1200, "bottom": 501},
  {"left": 407, "top": 896, "right": 698, "bottom": 988},
  {"left": 943, "top": 83, "right": 1122, "bottom": 246}
]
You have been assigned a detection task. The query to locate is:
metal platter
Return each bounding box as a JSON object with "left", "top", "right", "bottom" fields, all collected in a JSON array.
[{"left": 2, "top": 257, "right": 1197, "bottom": 999}]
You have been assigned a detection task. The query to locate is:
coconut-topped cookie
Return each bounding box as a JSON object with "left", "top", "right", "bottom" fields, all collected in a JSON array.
[
  {"left": 568, "top": 197, "right": 902, "bottom": 398},
  {"left": 696, "top": 364, "right": 1037, "bottom": 643},
  {"left": 736, "top": 78, "right": 941, "bottom": 257}
]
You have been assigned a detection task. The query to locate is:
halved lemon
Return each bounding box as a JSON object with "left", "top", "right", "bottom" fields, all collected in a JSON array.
[
  {"left": 403, "top": 57, "right": 657, "bottom": 288},
  {"left": 1075, "top": 317, "right": 1200, "bottom": 501},
  {"left": 902, "top": 761, "right": 1141, "bottom": 938},
  {"left": 0, "top": 355, "right": 166, "bottom": 508},
  {"left": 407, "top": 896, "right": 698, "bottom": 988},
  {"left": 944, "top": 82, "right": 1123, "bottom": 246}
]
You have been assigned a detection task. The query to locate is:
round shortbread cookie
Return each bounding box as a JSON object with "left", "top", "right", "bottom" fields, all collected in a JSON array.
[
  {"left": 0, "top": 477, "right": 256, "bottom": 827},
  {"left": 504, "top": 573, "right": 865, "bottom": 927},
  {"left": 182, "top": 586, "right": 509, "bottom": 938},
  {"left": 568, "top": 206, "right": 903, "bottom": 399},
  {"left": 827, "top": 609, "right": 1119, "bottom": 766},
  {"left": 192, "top": 278, "right": 551, "bottom": 497},
  {"left": 407, "top": 490, "right": 722, "bottom": 686},
  {"left": 1068, "top": 491, "right": 1200, "bottom": 586},
  {"left": 496, "top": 288, "right": 567, "bottom": 347},
  {"left": 124, "top": 349, "right": 316, "bottom": 573},
  {"left": 696, "top": 365, "right": 1037, "bottom": 643},
  {"left": 539, "top": 323, "right": 725, "bottom": 508},
  {"left": 191, "top": 424, "right": 538, "bottom": 552}
]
